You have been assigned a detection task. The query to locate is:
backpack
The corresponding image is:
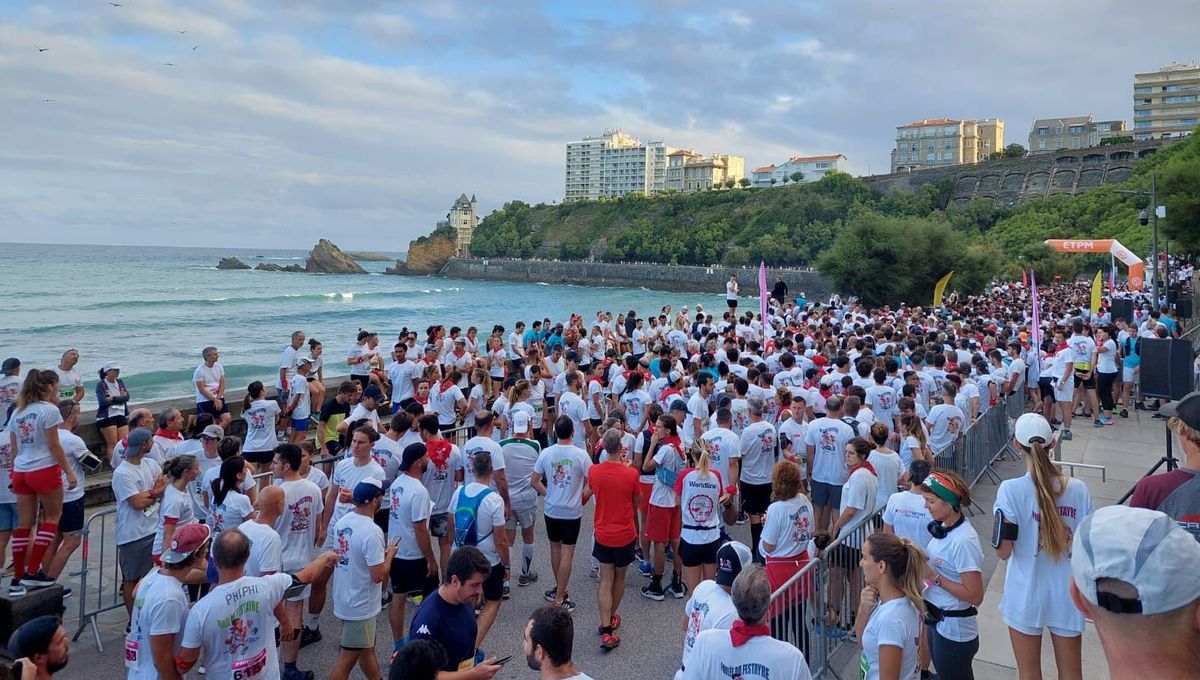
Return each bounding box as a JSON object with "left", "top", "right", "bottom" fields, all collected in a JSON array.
[
  {"left": 841, "top": 416, "right": 863, "bottom": 437},
  {"left": 453, "top": 485, "right": 494, "bottom": 548}
]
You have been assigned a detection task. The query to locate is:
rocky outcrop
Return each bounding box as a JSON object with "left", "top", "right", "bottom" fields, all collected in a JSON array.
[
  {"left": 216, "top": 257, "right": 251, "bottom": 270},
  {"left": 305, "top": 239, "right": 368, "bottom": 274},
  {"left": 345, "top": 251, "right": 392, "bottom": 262},
  {"left": 255, "top": 262, "right": 305, "bottom": 272},
  {"left": 386, "top": 230, "right": 455, "bottom": 276}
]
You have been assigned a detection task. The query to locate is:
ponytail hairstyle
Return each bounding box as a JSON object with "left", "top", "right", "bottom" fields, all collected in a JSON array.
[
  {"left": 621, "top": 371, "right": 644, "bottom": 396},
  {"left": 508, "top": 379, "right": 530, "bottom": 404},
  {"left": 211, "top": 456, "right": 246, "bottom": 507},
  {"left": 869, "top": 421, "right": 889, "bottom": 447},
  {"left": 16, "top": 369, "right": 58, "bottom": 409},
  {"left": 1022, "top": 431, "right": 1070, "bottom": 559},
  {"left": 692, "top": 437, "right": 713, "bottom": 477},
  {"left": 865, "top": 532, "right": 929, "bottom": 618},
  {"left": 308, "top": 338, "right": 322, "bottom": 353},
  {"left": 444, "top": 368, "right": 461, "bottom": 386},
  {"left": 164, "top": 454, "right": 198, "bottom": 482},
  {"left": 900, "top": 413, "right": 929, "bottom": 454},
  {"left": 471, "top": 369, "right": 491, "bottom": 395},
  {"left": 243, "top": 380, "right": 265, "bottom": 411}
]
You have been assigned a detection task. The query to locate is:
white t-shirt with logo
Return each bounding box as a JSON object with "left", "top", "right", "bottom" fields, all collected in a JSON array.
[
  {"left": 242, "top": 399, "right": 281, "bottom": 453},
  {"left": 738, "top": 420, "right": 777, "bottom": 485},
  {"left": 448, "top": 481, "right": 505, "bottom": 565},
  {"left": 181, "top": 573, "right": 291, "bottom": 679},
  {"left": 683, "top": 629, "right": 812, "bottom": 680},
  {"left": 803, "top": 417, "right": 854, "bottom": 486},
  {"left": 677, "top": 580, "right": 738, "bottom": 680},
  {"left": 279, "top": 346, "right": 300, "bottom": 389},
  {"left": 462, "top": 436, "right": 505, "bottom": 492},
  {"left": 882, "top": 491, "right": 932, "bottom": 552},
  {"left": 125, "top": 569, "right": 189, "bottom": 679},
  {"left": 388, "top": 474, "right": 431, "bottom": 561},
  {"left": 676, "top": 468, "right": 724, "bottom": 545},
  {"left": 208, "top": 489, "right": 254, "bottom": 537},
  {"left": 111, "top": 457, "right": 162, "bottom": 545},
  {"left": 8, "top": 403, "right": 63, "bottom": 472},
  {"left": 557, "top": 392, "right": 589, "bottom": 449},
  {"left": 274, "top": 477, "right": 324, "bottom": 571},
  {"left": 838, "top": 467, "right": 878, "bottom": 548},
  {"left": 0, "top": 438, "right": 15, "bottom": 504},
  {"left": 868, "top": 450, "right": 902, "bottom": 511},
  {"left": 926, "top": 403, "right": 964, "bottom": 454},
  {"left": 239, "top": 520, "right": 283, "bottom": 577},
  {"left": 760, "top": 495, "right": 815, "bottom": 558},
  {"left": 58, "top": 428, "right": 89, "bottom": 503},
  {"left": 388, "top": 360, "right": 418, "bottom": 404},
  {"left": 153, "top": 484, "right": 196, "bottom": 557},
  {"left": 620, "top": 390, "right": 652, "bottom": 432},
  {"left": 860, "top": 597, "right": 921, "bottom": 680},
  {"left": 287, "top": 374, "right": 311, "bottom": 420},
  {"left": 331, "top": 511, "right": 386, "bottom": 621},
  {"left": 699, "top": 428, "right": 739, "bottom": 489},
  {"left": 995, "top": 473, "right": 1092, "bottom": 633},
  {"left": 419, "top": 444, "right": 462, "bottom": 515},
  {"left": 0, "top": 375, "right": 20, "bottom": 428},
  {"left": 534, "top": 443, "right": 592, "bottom": 520},
  {"left": 367, "top": 435, "right": 403, "bottom": 490},
  {"left": 193, "top": 362, "right": 224, "bottom": 403},
  {"left": 347, "top": 343, "right": 369, "bottom": 377},
  {"left": 325, "top": 458, "right": 385, "bottom": 548},
  {"left": 925, "top": 520, "right": 984, "bottom": 642}
]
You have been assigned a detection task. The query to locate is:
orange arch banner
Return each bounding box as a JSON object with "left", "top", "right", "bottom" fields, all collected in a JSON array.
[{"left": 1043, "top": 239, "right": 1145, "bottom": 291}]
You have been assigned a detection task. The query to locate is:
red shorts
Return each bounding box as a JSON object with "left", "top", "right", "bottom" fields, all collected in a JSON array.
[
  {"left": 645, "top": 504, "right": 681, "bottom": 544},
  {"left": 10, "top": 465, "right": 63, "bottom": 495},
  {"left": 638, "top": 481, "right": 653, "bottom": 515}
]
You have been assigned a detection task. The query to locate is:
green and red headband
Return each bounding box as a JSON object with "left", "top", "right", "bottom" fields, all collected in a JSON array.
[{"left": 923, "top": 472, "right": 961, "bottom": 510}]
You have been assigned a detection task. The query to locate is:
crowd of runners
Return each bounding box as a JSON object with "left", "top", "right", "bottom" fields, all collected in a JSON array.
[{"left": 1, "top": 274, "right": 1197, "bottom": 680}]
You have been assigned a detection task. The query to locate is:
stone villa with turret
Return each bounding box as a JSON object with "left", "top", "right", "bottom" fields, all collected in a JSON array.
[{"left": 437, "top": 193, "right": 478, "bottom": 257}]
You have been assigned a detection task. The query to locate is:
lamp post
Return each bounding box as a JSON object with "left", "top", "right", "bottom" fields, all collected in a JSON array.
[{"left": 1118, "top": 173, "right": 1161, "bottom": 311}]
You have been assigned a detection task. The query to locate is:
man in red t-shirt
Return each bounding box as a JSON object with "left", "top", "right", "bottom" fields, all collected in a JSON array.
[
  {"left": 1130, "top": 392, "right": 1200, "bottom": 541},
  {"left": 587, "top": 429, "right": 641, "bottom": 652}
]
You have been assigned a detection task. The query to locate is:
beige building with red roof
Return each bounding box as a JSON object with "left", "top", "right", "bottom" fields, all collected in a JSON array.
[
  {"left": 890, "top": 117, "right": 1004, "bottom": 173},
  {"left": 664, "top": 150, "right": 745, "bottom": 193}
]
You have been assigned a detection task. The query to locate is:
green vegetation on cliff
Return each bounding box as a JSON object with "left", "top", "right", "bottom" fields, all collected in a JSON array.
[{"left": 469, "top": 131, "right": 1198, "bottom": 306}]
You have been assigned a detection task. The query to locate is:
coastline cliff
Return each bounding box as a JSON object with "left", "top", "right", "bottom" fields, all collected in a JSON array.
[{"left": 386, "top": 227, "right": 455, "bottom": 276}]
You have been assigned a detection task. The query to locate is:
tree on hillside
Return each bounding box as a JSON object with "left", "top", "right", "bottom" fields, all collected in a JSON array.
[
  {"left": 790, "top": 171, "right": 804, "bottom": 184},
  {"left": 1156, "top": 131, "right": 1200, "bottom": 256},
  {"left": 738, "top": 177, "right": 751, "bottom": 188},
  {"left": 724, "top": 178, "right": 736, "bottom": 189},
  {"left": 769, "top": 178, "right": 777, "bottom": 187},
  {"left": 817, "top": 210, "right": 1000, "bottom": 306}
]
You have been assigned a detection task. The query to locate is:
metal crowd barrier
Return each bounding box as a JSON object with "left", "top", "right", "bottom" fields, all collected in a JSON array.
[
  {"left": 72, "top": 508, "right": 123, "bottom": 652},
  {"left": 933, "top": 393, "right": 1028, "bottom": 491}
]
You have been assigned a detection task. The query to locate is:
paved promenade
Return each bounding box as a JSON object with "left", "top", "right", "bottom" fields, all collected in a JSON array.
[{"left": 48, "top": 410, "right": 1165, "bottom": 679}]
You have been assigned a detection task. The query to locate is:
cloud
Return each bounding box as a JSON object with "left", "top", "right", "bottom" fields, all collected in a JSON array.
[{"left": 1, "top": 0, "right": 1197, "bottom": 249}]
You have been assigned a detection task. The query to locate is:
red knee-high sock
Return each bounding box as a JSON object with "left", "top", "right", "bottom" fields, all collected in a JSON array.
[
  {"left": 26, "top": 523, "right": 57, "bottom": 576},
  {"left": 11, "top": 528, "right": 30, "bottom": 579}
]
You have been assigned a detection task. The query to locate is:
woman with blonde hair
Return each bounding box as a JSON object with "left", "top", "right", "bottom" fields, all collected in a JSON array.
[
  {"left": 994, "top": 414, "right": 1091, "bottom": 680},
  {"left": 855, "top": 532, "right": 928, "bottom": 680},
  {"left": 466, "top": 368, "right": 492, "bottom": 416},
  {"left": 897, "top": 413, "right": 933, "bottom": 468},
  {"left": 675, "top": 438, "right": 732, "bottom": 593}
]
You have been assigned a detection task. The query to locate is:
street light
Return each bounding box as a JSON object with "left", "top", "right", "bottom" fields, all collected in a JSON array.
[{"left": 1115, "top": 173, "right": 1162, "bottom": 311}]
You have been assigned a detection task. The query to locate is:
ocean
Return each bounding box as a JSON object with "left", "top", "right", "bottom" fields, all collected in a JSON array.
[{"left": 0, "top": 243, "right": 722, "bottom": 403}]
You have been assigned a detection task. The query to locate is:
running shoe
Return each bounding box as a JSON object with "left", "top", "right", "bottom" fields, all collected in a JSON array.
[
  {"left": 299, "top": 626, "right": 322, "bottom": 648},
  {"left": 1061, "top": 430, "right": 1073, "bottom": 441},
  {"left": 736, "top": 511, "right": 748, "bottom": 525},
  {"left": 380, "top": 591, "right": 392, "bottom": 607},
  {"left": 589, "top": 567, "right": 600, "bottom": 583},
  {"left": 1119, "top": 408, "right": 1129, "bottom": 418},
  {"left": 8, "top": 579, "right": 25, "bottom": 598},
  {"left": 556, "top": 597, "right": 577, "bottom": 613},
  {"left": 60, "top": 587, "right": 71, "bottom": 599},
  {"left": 502, "top": 583, "right": 510, "bottom": 600},
  {"left": 598, "top": 613, "right": 623, "bottom": 635},
  {"left": 634, "top": 546, "right": 645, "bottom": 563},
  {"left": 667, "top": 580, "right": 688, "bottom": 599},
  {"left": 641, "top": 584, "right": 665, "bottom": 601},
  {"left": 544, "top": 588, "right": 558, "bottom": 602},
  {"left": 637, "top": 560, "right": 653, "bottom": 578},
  {"left": 1050, "top": 418, "right": 1062, "bottom": 426},
  {"left": 600, "top": 632, "right": 621, "bottom": 651},
  {"left": 1093, "top": 419, "right": 1104, "bottom": 428},
  {"left": 518, "top": 570, "right": 538, "bottom": 586},
  {"left": 198, "top": 666, "right": 206, "bottom": 675},
  {"left": 21, "top": 571, "right": 55, "bottom": 589}
]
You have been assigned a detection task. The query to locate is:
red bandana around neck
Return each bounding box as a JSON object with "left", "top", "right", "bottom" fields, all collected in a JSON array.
[
  {"left": 426, "top": 438, "right": 451, "bottom": 468},
  {"left": 730, "top": 620, "right": 771, "bottom": 647},
  {"left": 155, "top": 428, "right": 182, "bottom": 442},
  {"left": 850, "top": 460, "right": 878, "bottom": 477}
]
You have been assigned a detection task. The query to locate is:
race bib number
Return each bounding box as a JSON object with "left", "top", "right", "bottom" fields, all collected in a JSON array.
[
  {"left": 232, "top": 648, "right": 268, "bottom": 679},
  {"left": 124, "top": 639, "right": 139, "bottom": 667},
  {"left": 859, "top": 653, "right": 869, "bottom": 680}
]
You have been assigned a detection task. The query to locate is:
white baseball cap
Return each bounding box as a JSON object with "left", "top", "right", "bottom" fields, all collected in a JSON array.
[
  {"left": 1072, "top": 505, "right": 1200, "bottom": 615},
  {"left": 511, "top": 410, "right": 531, "bottom": 432},
  {"left": 1014, "top": 413, "right": 1054, "bottom": 447}
]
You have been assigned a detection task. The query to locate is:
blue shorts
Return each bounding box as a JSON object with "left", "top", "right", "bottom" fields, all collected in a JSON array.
[
  {"left": 0, "top": 503, "right": 16, "bottom": 532},
  {"left": 810, "top": 480, "right": 843, "bottom": 509},
  {"left": 291, "top": 417, "right": 310, "bottom": 432},
  {"left": 60, "top": 497, "right": 85, "bottom": 534}
]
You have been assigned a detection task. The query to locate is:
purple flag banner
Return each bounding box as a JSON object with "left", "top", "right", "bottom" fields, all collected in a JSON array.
[
  {"left": 758, "top": 261, "right": 769, "bottom": 335},
  {"left": 1029, "top": 270, "right": 1041, "bottom": 372}
]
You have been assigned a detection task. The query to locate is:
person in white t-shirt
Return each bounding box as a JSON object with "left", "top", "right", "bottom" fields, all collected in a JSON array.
[
  {"left": 866, "top": 423, "right": 902, "bottom": 513},
  {"left": 803, "top": 396, "right": 855, "bottom": 533},
  {"left": 194, "top": 346, "right": 231, "bottom": 430},
  {"left": 278, "top": 331, "right": 306, "bottom": 398},
  {"left": 240, "top": 381, "right": 281, "bottom": 475},
  {"left": 524, "top": 605, "right": 596, "bottom": 680},
  {"left": 854, "top": 532, "right": 926, "bottom": 680},
  {"left": 676, "top": 541, "right": 752, "bottom": 680},
  {"left": 329, "top": 478, "right": 398, "bottom": 680},
  {"left": 920, "top": 470, "right": 984, "bottom": 680},
  {"left": 151, "top": 454, "right": 200, "bottom": 566},
  {"left": 448, "top": 451, "right": 509, "bottom": 652},
  {"left": 109, "top": 428, "right": 164, "bottom": 613},
  {"left": 239, "top": 485, "right": 285, "bottom": 577},
  {"left": 53, "top": 349, "right": 84, "bottom": 403},
  {"left": 532, "top": 416, "right": 592, "bottom": 611},
  {"left": 683, "top": 564, "right": 812, "bottom": 680},
  {"left": 995, "top": 414, "right": 1092, "bottom": 680},
  {"left": 925, "top": 383, "right": 965, "bottom": 455},
  {"left": 176, "top": 528, "right": 337, "bottom": 680},
  {"left": 43, "top": 399, "right": 91, "bottom": 583},
  {"left": 882, "top": 460, "right": 934, "bottom": 553},
  {"left": 285, "top": 357, "right": 316, "bottom": 444},
  {"left": 385, "top": 442, "right": 438, "bottom": 651},
  {"left": 828, "top": 438, "right": 879, "bottom": 628},
  {"left": 124, "top": 522, "right": 211, "bottom": 680}
]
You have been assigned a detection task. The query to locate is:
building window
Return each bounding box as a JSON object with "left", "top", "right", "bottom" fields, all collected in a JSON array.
[
  {"left": 1134, "top": 120, "right": 1153, "bottom": 129},
  {"left": 899, "top": 154, "right": 908, "bottom": 162},
  {"left": 926, "top": 152, "right": 936, "bottom": 162},
  {"left": 1181, "top": 118, "right": 1198, "bottom": 126},
  {"left": 1069, "top": 125, "right": 1084, "bottom": 134},
  {"left": 926, "top": 142, "right": 935, "bottom": 150},
  {"left": 944, "top": 139, "right": 953, "bottom": 148},
  {"left": 1163, "top": 84, "right": 1181, "bottom": 92},
  {"left": 910, "top": 143, "right": 918, "bottom": 151},
  {"left": 1038, "top": 140, "right": 1046, "bottom": 150},
  {"left": 1135, "top": 109, "right": 1151, "bottom": 117},
  {"left": 1037, "top": 127, "right": 1048, "bottom": 135},
  {"left": 1135, "top": 133, "right": 1152, "bottom": 140},
  {"left": 1163, "top": 95, "right": 1198, "bottom": 103},
  {"left": 942, "top": 152, "right": 953, "bottom": 161},
  {"left": 1134, "top": 86, "right": 1152, "bottom": 94}
]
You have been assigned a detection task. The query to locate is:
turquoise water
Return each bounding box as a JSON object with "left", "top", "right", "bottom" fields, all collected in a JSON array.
[{"left": 0, "top": 243, "right": 721, "bottom": 402}]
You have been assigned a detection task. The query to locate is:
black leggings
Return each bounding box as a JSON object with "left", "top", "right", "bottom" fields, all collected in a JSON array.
[
  {"left": 927, "top": 624, "right": 978, "bottom": 680},
  {"left": 1097, "top": 371, "right": 1118, "bottom": 411}
]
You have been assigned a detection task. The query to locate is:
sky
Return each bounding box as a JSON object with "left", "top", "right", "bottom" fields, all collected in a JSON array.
[{"left": 2, "top": 0, "right": 1197, "bottom": 250}]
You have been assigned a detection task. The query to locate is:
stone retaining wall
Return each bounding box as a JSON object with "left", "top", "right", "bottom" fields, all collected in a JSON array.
[{"left": 440, "top": 258, "right": 834, "bottom": 297}]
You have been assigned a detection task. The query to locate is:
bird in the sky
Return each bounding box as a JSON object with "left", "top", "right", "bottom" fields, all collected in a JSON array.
[
  {"left": 35, "top": 45, "right": 48, "bottom": 52},
  {"left": 42, "top": 99, "right": 56, "bottom": 103},
  {"left": 108, "top": 2, "right": 122, "bottom": 6},
  {"left": 163, "top": 62, "right": 175, "bottom": 66},
  {"left": 192, "top": 44, "right": 199, "bottom": 50},
  {"left": 177, "top": 30, "right": 187, "bottom": 34}
]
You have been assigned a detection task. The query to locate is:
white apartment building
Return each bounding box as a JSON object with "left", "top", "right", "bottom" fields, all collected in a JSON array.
[
  {"left": 564, "top": 130, "right": 674, "bottom": 201},
  {"left": 751, "top": 154, "right": 847, "bottom": 187},
  {"left": 1133, "top": 60, "right": 1199, "bottom": 140}
]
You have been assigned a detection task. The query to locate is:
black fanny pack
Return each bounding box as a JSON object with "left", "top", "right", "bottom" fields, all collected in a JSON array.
[{"left": 923, "top": 600, "right": 978, "bottom": 625}]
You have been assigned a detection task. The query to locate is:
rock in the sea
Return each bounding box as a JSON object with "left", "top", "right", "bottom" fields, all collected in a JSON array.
[
  {"left": 216, "top": 257, "right": 251, "bottom": 270},
  {"left": 386, "top": 231, "right": 454, "bottom": 276},
  {"left": 255, "top": 262, "right": 305, "bottom": 272},
  {"left": 306, "top": 239, "right": 368, "bottom": 274}
]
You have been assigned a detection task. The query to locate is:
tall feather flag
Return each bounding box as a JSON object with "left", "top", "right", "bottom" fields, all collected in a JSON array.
[
  {"left": 932, "top": 271, "right": 954, "bottom": 307},
  {"left": 1090, "top": 269, "right": 1103, "bottom": 315},
  {"left": 1109, "top": 266, "right": 1116, "bottom": 294},
  {"left": 1029, "top": 269, "right": 1041, "bottom": 371},
  {"left": 1022, "top": 269, "right": 1028, "bottom": 288},
  {"left": 758, "top": 261, "right": 769, "bottom": 332}
]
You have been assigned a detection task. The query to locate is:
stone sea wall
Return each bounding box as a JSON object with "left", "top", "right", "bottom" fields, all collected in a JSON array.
[{"left": 439, "top": 257, "right": 834, "bottom": 297}]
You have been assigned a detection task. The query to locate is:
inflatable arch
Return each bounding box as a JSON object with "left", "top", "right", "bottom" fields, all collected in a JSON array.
[{"left": 1043, "top": 239, "right": 1145, "bottom": 291}]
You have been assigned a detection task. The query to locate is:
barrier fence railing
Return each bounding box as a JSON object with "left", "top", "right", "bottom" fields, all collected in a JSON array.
[
  {"left": 772, "top": 391, "right": 1026, "bottom": 677},
  {"left": 72, "top": 508, "right": 122, "bottom": 652}
]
